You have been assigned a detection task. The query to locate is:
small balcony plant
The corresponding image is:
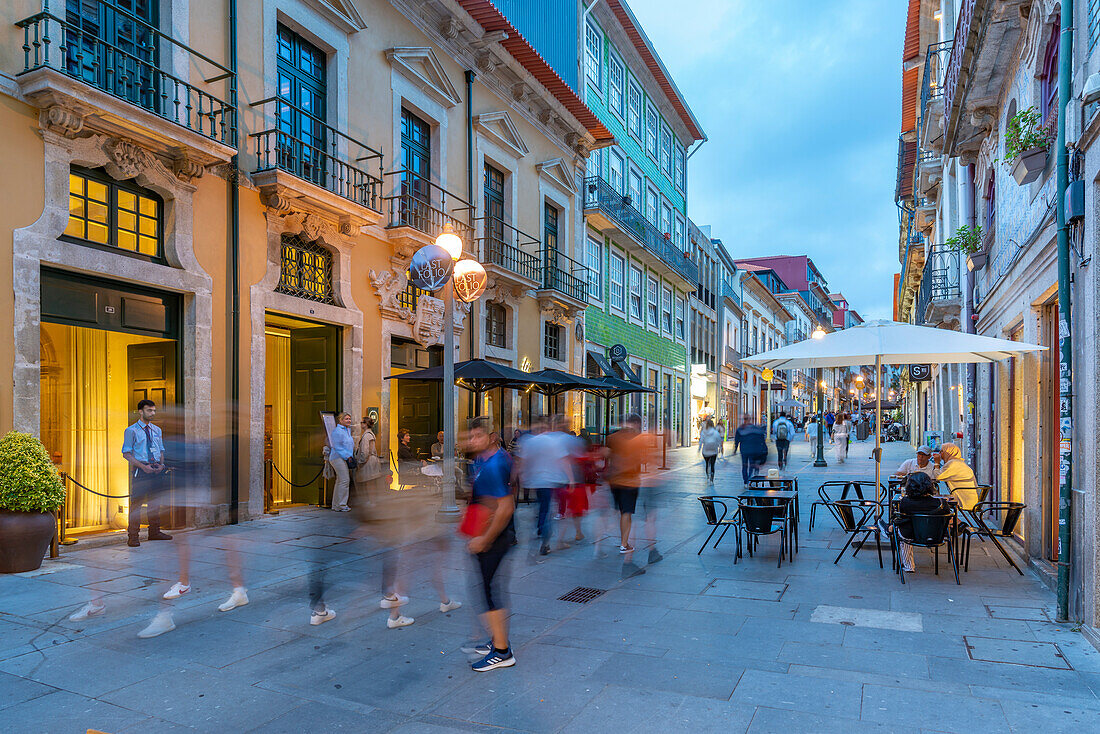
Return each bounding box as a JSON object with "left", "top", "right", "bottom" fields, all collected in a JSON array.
[
  {"left": 0, "top": 431, "right": 64, "bottom": 573},
  {"left": 945, "top": 224, "right": 988, "bottom": 271},
  {"left": 1005, "top": 106, "right": 1054, "bottom": 185}
]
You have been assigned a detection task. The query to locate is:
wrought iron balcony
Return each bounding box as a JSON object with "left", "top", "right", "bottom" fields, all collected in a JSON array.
[
  {"left": 918, "top": 40, "right": 952, "bottom": 148},
  {"left": 583, "top": 176, "right": 699, "bottom": 286},
  {"left": 16, "top": 1, "right": 236, "bottom": 146},
  {"left": 251, "top": 98, "right": 382, "bottom": 213},
  {"left": 383, "top": 169, "right": 473, "bottom": 243},
  {"left": 538, "top": 248, "right": 588, "bottom": 303},
  {"left": 915, "top": 244, "right": 961, "bottom": 323},
  {"left": 724, "top": 346, "right": 741, "bottom": 367},
  {"left": 723, "top": 282, "right": 741, "bottom": 307},
  {"left": 475, "top": 216, "right": 540, "bottom": 284}
]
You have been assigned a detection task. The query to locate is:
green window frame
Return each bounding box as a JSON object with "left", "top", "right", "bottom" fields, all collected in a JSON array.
[{"left": 63, "top": 167, "right": 163, "bottom": 261}]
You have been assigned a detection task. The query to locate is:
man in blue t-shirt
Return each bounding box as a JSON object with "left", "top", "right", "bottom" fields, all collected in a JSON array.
[{"left": 463, "top": 418, "right": 516, "bottom": 672}]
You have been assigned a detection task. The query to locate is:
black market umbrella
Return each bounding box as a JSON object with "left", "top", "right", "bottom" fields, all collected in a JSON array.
[
  {"left": 580, "top": 375, "right": 656, "bottom": 439},
  {"left": 526, "top": 368, "right": 614, "bottom": 417},
  {"left": 385, "top": 358, "right": 556, "bottom": 417},
  {"left": 776, "top": 399, "right": 805, "bottom": 409}
]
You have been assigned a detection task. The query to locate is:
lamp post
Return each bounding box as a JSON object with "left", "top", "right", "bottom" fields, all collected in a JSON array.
[
  {"left": 811, "top": 325, "right": 827, "bottom": 467},
  {"left": 409, "top": 222, "right": 486, "bottom": 522}
]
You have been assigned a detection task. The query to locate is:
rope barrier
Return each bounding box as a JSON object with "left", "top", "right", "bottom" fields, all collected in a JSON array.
[
  {"left": 270, "top": 461, "right": 326, "bottom": 488},
  {"left": 61, "top": 473, "right": 130, "bottom": 500}
]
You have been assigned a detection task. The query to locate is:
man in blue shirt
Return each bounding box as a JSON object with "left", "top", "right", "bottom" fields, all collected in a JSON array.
[
  {"left": 122, "top": 399, "right": 171, "bottom": 547},
  {"left": 463, "top": 418, "right": 516, "bottom": 672}
]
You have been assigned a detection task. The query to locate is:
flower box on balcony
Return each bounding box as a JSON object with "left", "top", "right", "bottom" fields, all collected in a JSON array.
[
  {"left": 966, "top": 251, "right": 987, "bottom": 271},
  {"left": 1010, "top": 146, "right": 1048, "bottom": 186}
]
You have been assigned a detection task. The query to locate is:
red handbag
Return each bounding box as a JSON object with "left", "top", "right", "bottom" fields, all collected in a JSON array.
[{"left": 459, "top": 503, "right": 491, "bottom": 538}]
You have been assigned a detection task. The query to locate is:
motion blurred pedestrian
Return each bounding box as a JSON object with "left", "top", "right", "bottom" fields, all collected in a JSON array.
[
  {"left": 463, "top": 418, "right": 516, "bottom": 672},
  {"left": 733, "top": 413, "right": 767, "bottom": 483},
  {"left": 697, "top": 418, "right": 723, "bottom": 483}
]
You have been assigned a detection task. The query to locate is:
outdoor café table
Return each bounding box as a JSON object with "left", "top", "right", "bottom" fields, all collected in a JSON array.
[{"left": 739, "top": 489, "right": 798, "bottom": 553}]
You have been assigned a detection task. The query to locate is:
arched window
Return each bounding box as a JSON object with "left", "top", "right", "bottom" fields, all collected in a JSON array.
[{"left": 1040, "top": 17, "right": 1060, "bottom": 124}]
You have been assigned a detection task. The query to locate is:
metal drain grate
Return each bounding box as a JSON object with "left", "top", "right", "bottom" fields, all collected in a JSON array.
[{"left": 558, "top": 586, "right": 605, "bottom": 604}]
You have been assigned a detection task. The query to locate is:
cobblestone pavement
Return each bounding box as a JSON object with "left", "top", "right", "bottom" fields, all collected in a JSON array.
[{"left": 2, "top": 437, "right": 1099, "bottom": 733}]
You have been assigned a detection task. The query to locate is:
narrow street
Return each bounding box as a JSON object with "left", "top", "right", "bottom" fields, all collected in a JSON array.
[{"left": 1, "top": 438, "right": 1096, "bottom": 733}]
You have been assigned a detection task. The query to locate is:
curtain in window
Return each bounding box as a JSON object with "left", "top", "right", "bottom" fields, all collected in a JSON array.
[
  {"left": 266, "top": 329, "right": 293, "bottom": 505},
  {"left": 70, "top": 328, "right": 110, "bottom": 530}
]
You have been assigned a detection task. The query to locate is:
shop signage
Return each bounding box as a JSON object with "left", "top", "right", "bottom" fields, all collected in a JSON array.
[
  {"left": 452, "top": 259, "right": 487, "bottom": 302},
  {"left": 409, "top": 244, "right": 454, "bottom": 291}
]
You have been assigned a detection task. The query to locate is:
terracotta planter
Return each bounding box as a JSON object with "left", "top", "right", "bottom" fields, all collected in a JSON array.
[
  {"left": 967, "top": 251, "right": 988, "bottom": 271},
  {"left": 0, "top": 510, "right": 56, "bottom": 573},
  {"left": 1011, "top": 146, "right": 1048, "bottom": 185}
]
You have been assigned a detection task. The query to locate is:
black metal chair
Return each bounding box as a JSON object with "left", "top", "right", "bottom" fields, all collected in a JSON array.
[
  {"left": 809, "top": 481, "right": 850, "bottom": 531},
  {"left": 737, "top": 499, "right": 788, "bottom": 568},
  {"left": 830, "top": 498, "right": 885, "bottom": 569},
  {"left": 697, "top": 496, "right": 741, "bottom": 559},
  {"left": 846, "top": 481, "right": 888, "bottom": 502},
  {"left": 959, "top": 501, "right": 1026, "bottom": 574},
  {"left": 891, "top": 510, "right": 959, "bottom": 585}
]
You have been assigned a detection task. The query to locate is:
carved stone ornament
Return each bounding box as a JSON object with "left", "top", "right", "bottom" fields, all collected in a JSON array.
[
  {"left": 539, "top": 299, "right": 575, "bottom": 325},
  {"left": 511, "top": 84, "right": 533, "bottom": 104},
  {"left": 172, "top": 155, "right": 205, "bottom": 183},
  {"left": 261, "top": 190, "right": 295, "bottom": 214},
  {"left": 42, "top": 104, "right": 85, "bottom": 137},
  {"left": 415, "top": 295, "right": 447, "bottom": 347},
  {"left": 370, "top": 267, "right": 416, "bottom": 323},
  {"left": 103, "top": 138, "right": 158, "bottom": 180},
  {"left": 484, "top": 278, "right": 525, "bottom": 305},
  {"left": 439, "top": 15, "right": 461, "bottom": 40},
  {"left": 475, "top": 51, "right": 497, "bottom": 74}
]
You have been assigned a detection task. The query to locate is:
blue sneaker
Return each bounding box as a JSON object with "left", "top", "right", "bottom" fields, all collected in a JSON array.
[{"left": 471, "top": 648, "right": 516, "bottom": 672}]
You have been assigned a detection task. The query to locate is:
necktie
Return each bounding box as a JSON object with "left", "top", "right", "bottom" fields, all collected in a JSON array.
[{"left": 142, "top": 424, "right": 156, "bottom": 463}]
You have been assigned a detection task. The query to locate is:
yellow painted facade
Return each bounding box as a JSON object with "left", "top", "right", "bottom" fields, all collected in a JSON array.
[{"left": 0, "top": 0, "right": 601, "bottom": 528}]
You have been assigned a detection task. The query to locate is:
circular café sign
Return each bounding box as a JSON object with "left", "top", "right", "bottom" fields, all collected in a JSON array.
[
  {"left": 609, "top": 344, "right": 627, "bottom": 361},
  {"left": 762, "top": 368, "right": 774, "bottom": 381},
  {"left": 409, "top": 244, "right": 454, "bottom": 291},
  {"left": 452, "top": 259, "right": 488, "bottom": 303}
]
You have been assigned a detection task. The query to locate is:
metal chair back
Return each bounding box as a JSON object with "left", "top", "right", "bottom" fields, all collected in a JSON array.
[
  {"left": 905, "top": 512, "right": 952, "bottom": 547},
  {"left": 738, "top": 501, "right": 781, "bottom": 535},
  {"left": 698, "top": 496, "right": 731, "bottom": 526},
  {"left": 972, "top": 500, "right": 1025, "bottom": 537}
]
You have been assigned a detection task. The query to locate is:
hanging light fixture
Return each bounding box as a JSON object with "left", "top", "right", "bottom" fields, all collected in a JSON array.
[
  {"left": 811, "top": 325, "right": 826, "bottom": 339},
  {"left": 434, "top": 221, "right": 463, "bottom": 260},
  {"left": 452, "top": 259, "right": 488, "bottom": 303}
]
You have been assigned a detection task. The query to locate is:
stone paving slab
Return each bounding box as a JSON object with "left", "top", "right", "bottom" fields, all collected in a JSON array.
[{"left": 1, "top": 438, "right": 1098, "bottom": 732}]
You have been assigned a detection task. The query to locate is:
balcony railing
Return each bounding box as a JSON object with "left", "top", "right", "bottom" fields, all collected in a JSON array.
[
  {"left": 583, "top": 176, "right": 699, "bottom": 286},
  {"left": 943, "top": 0, "right": 976, "bottom": 143},
  {"left": 251, "top": 98, "right": 382, "bottom": 212},
  {"left": 475, "top": 215, "right": 539, "bottom": 283},
  {"left": 538, "top": 248, "right": 588, "bottom": 303},
  {"left": 383, "top": 169, "right": 474, "bottom": 242},
  {"left": 918, "top": 40, "right": 952, "bottom": 145},
  {"left": 16, "top": 0, "right": 236, "bottom": 146},
  {"left": 722, "top": 282, "right": 741, "bottom": 307},
  {"left": 915, "top": 244, "right": 961, "bottom": 321},
  {"left": 724, "top": 347, "right": 741, "bottom": 367}
]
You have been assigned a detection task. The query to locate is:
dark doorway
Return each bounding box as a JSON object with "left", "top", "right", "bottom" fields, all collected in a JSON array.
[
  {"left": 397, "top": 381, "right": 441, "bottom": 459},
  {"left": 290, "top": 325, "right": 340, "bottom": 504}
]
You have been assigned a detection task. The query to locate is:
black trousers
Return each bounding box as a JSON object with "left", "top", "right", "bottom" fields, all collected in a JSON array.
[
  {"left": 475, "top": 527, "right": 514, "bottom": 612},
  {"left": 776, "top": 439, "right": 790, "bottom": 468},
  {"left": 703, "top": 454, "right": 717, "bottom": 480},
  {"left": 127, "top": 472, "right": 165, "bottom": 539}
]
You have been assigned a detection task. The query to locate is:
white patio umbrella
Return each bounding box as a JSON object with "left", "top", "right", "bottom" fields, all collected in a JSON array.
[{"left": 741, "top": 319, "right": 1045, "bottom": 504}]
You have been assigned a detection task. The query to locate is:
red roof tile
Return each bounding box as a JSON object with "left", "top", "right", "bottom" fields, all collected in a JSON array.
[{"left": 455, "top": 0, "right": 614, "bottom": 145}]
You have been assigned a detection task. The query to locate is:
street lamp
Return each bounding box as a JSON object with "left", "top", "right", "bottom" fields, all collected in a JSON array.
[
  {"left": 812, "top": 325, "right": 827, "bottom": 467},
  {"left": 408, "top": 225, "right": 486, "bottom": 521}
]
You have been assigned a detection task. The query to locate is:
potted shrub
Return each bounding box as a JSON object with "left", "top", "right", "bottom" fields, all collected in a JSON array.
[
  {"left": 1005, "top": 106, "right": 1054, "bottom": 185},
  {"left": 944, "top": 224, "right": 987, "bottom": 271},
  {"left": 0, "top": 431, "right": 64, "bottom": 573}
]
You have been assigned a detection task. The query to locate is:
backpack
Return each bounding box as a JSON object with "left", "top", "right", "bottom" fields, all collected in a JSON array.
[{"left": 776, "top": 421, "right": 789, "bottom": 440}]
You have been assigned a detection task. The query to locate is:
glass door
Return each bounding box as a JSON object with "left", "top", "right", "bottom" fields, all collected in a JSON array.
[{"left": 276, "top": 25, "right": 327, "bottom": 187}]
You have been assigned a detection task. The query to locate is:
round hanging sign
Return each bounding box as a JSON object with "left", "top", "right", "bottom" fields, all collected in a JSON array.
[
  {"left": 408, "top": 244, "right": 454, "bottom": 291},
  {"left": 762, "top": 368, "right": 774, "bottom": 381},
  {"left": 452, "top": 259, "right": 488, "bottom": 303}
]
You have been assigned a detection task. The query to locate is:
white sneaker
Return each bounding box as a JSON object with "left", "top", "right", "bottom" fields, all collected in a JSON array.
[
  {"left": 162, "top": 582, "right": 191, "bottom": 600},
  {"left": 310, "top": 607, "right": 336, "bottom": 626},
  {"left": 387, "top": 615, "right": 414, "bottom": 629},
  {"left": 218, "top": 587, "right": 249, "bottom": 612},
  {"left": 137, "top": 611, "right": 175, "bottom": 638},
  {"left": 69, "top": 602, "right": 105, "bottom": 622},
  {"left": 439, "top": 600, "right": 462, "bottom": 613},
  {"left": 380, "top": 594, "right": 408, "bottom": 609}
]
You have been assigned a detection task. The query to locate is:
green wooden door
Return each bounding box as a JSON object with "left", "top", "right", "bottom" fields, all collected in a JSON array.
[{"left": 290, "top": 325, "right": 339, "bottom": 503}]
